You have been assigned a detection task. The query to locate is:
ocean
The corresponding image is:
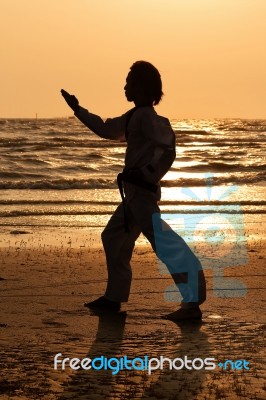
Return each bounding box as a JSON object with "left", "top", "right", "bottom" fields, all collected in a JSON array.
[{"left": 0, "top": 117, "right": 265, "bottom": 229}]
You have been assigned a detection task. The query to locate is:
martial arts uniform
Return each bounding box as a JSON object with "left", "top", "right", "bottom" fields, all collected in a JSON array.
[{"left": 75, "top": 106, "right": 206, "bottom": 308}]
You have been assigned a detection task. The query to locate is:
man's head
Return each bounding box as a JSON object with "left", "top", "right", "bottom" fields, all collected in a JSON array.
[{"left": 124, "top": 61, "right": 163, "bottom": 106}]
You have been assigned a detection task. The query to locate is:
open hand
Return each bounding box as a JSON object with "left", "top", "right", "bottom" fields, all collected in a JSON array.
[{"left": 61, "top": 89, "right": 80, "bottom": 113}]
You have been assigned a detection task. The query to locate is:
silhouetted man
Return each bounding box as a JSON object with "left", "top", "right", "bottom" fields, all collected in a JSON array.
[{"left": 61, "top": 61, "right": 206, "bottom": 320}]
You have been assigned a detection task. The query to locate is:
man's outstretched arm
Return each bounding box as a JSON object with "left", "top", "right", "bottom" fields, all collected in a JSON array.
[{"left": 61, "top": 89, "right": 126, "bottom": 141}]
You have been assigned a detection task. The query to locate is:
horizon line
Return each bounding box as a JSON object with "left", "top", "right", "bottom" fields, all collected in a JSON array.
[{"left": 0, "top": 115, "right": 266, "bottom": 121}]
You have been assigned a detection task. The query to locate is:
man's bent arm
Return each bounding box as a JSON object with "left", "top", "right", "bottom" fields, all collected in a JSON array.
[
  {"left": 139, "top": 110, "right": 176, "bottom": 183},
  {"left": 75, "top": 107, "right": 126, "bottom": 141}
]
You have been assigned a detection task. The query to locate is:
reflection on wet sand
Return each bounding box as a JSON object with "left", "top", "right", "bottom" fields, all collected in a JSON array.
[{"left": 58, "top": 312, "right": 210, "bottom": 399}]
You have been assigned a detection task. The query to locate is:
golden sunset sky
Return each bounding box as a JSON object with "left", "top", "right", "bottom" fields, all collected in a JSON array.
[{"left": 1, "top": 0, "right": 265, "bottom": 118}]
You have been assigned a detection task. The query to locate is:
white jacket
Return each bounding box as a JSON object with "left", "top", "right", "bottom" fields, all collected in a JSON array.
[{"left": 75, "top": 106, "right": 176, "bottom": 185}]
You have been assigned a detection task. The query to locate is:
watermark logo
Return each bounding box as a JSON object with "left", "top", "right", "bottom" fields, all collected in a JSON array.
[
  {"left": 153, "top": 174, "right": 248, "bottom": 302},
  {"left": 53, "top": 354, "right": 250, "bottom": 375}
]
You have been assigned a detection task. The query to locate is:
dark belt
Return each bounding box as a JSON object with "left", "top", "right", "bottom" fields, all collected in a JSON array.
[{"left": 116, "top": 172, "right": 158, "bottom": 232}]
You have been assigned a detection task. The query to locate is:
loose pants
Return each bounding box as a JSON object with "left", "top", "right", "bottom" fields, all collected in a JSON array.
[{"left": 102, "top": 184, "right": 206, "bottom": 308}]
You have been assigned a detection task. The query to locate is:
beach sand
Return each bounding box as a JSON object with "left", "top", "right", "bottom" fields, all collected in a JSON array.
[{"left": 0, "top": 216, "right": 265, "bottom": 400}]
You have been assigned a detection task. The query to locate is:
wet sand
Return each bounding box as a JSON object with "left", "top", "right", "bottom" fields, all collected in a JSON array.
[{"left": 0, "top": 220, "right": 265, "bottom": 400}]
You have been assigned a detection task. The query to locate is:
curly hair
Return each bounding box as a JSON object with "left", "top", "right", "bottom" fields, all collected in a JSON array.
[{"left": 129, "top": 61, "right": 164, "bottom": 105}]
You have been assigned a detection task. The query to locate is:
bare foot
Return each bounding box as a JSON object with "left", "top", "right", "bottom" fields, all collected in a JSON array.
[
  {"left": 163, "top": 307, "right": 202, "bottom": 321},
  {"left": 84, "top": 296, "right": 121, "bottom": 312}
]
